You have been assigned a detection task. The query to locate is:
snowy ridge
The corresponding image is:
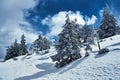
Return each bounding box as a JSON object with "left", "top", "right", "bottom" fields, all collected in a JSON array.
[{"left": 0, "top": 35, "right": 120, "bottom": 80}]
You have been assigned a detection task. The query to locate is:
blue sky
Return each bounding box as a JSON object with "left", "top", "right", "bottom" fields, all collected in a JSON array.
[
  {"left": 24, "top": 0, "right": 120, "bottom": 37},
  {"left": 0, "top": 0, "right": 120, "bottom": 58}
]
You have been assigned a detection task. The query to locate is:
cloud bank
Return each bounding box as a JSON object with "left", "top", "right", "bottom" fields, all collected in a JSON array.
[
  {"left": 42, "top": 11, "right": 97, "bottom": 39},
  {"left": 0, "top": 0, "right": 38, "bottom": 58}
]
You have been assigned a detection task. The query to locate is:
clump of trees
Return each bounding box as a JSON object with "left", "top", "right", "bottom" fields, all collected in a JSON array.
[
  {"left": 5, "top": 34, "right": 28, "bottom": 60},
  {"left": 29, "top": 34, "right": 51, "bottom": 54},
  {"left": 5, "top": 33, "right": 51, "bottom": 61}
]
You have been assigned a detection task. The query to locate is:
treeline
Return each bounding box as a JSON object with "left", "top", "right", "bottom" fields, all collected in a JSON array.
[{"left": 5, "top": 34, "right": 51, "bottom": 61}]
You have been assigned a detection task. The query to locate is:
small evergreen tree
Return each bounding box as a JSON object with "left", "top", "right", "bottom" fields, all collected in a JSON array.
[
  {"left": 83, "top": 24, "right": 89, "bottom": 43},
  {"left": 89, "top": 26, "right": 98, "bottom": 45},
  {"left": 93, "top": 26, "right": 101, "bottom": 50},
  {"left": 51, "top": 15, "right": 82, "bottom": 68},
  {"left": 31, "top": 34, "right": 51, "bottom": 54},
  {"left": 14, "top": 39, "right": 21, "bottom": 56},
  {"left": 43, "top": 37, "right": 51, "bottom": 49},
  {"left": 84, "top": 43, "right": 92, "bottom": 57},
  {"left": 34, "top": 34, "right": 43, "bottom": 52},
  {"left": 29, "top": 43, "right": 35, "bottom": 55},
  {"left": 20, "top": 34, "right": 28, "bottom": 55},
  {"left": 5, "top": 39, "right": 20, "bottom": 60},
  {"left": 98, "top": 4, "right": 118, "bottom": 39},
  {"left": 79, "top": 24, "right": 90, "bottom": 43}
]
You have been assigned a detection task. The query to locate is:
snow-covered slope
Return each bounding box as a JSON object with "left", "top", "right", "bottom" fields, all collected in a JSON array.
[{"left": 0, "top": 35, "right": 120, "bottom": 80}]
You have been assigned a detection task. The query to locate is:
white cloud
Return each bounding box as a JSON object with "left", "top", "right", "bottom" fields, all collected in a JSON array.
[
  {"left": 0, "top": 0, "right": 38, "bottom": 58},
  {"left": 42, "top": 11, "right": 97, "bottom": 39},
  {"left": 86, "top": 15, "right": 97, "bottom": 25},
  {"left": 99, "top": 9, "right": 104, "bottom": 18},
  {"left": 111, "top": 7, "right": 120, "bottom": 26}
]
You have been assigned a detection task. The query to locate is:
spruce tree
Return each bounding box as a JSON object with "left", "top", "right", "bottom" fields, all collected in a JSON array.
[
  {"left": 51, "top": 15, "right": 82, "bottom": 68},
  {"left": 20, "top": 34, "right": 28, "bottom": 55},
  {"left": 79, "top": 24, "right": 89, "bottom": 43},
  {"left": 14, "top": 39, "right": 21, "bottom": 56},
  {"left": 98, "top": 4, "right": 117, "bottom": 39},
  {"left": 89, "top": 26, "right": 98, "bottom": 45},
  {"left": 5, "top": 39, "right": 20, "bottom": 60},
  {"left": 34, "top": 34, "right": 43, "bottom": 52},
  {"left": 32, "top": 34, "right": 51, "bottom": 54},
  {"left": 43, "top": 37, "right": 50, "bottom": 50}
]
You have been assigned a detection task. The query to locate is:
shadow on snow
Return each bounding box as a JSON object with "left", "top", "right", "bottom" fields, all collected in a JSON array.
[
  {"left": 106, "top": 42, "right": 120, "bottom": 47},
  {"left": 95, "top": 48, "right": 120, "bottom": 58},
  {"left": 15, "top": 58, "right": 86, "bottom": 80},
  {"left": 58, "top": 58, "right": 86, "bottom": 74}
]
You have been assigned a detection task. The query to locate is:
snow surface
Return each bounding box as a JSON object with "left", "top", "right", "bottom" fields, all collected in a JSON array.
[{"left": 0, "top": 35, "right": 120, "bottom": 80}]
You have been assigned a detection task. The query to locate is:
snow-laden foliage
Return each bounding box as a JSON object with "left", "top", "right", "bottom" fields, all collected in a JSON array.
[
  {"left": 98, "top": 4, "right": 118, "bottom": 39},
  {"left": 79, "top": 24, "right": 96, "bottom": 45},
  {"left": 51, "top": 16, "right": 82, "bottom": 68},
  {"left": 5, "top": 39, "right": 21, "bottom": 60},
  {"left": 29, "top": 34, "right": 51, "bottom": 54},
  {"left": 5, "top": 35, "right": 28, "bottom": 60},
  {"left": 20, "top": 34, "right": 28, "bottom": 55},
  {"left": 79, "top": 24, "right": 89, "bottom": 43}
]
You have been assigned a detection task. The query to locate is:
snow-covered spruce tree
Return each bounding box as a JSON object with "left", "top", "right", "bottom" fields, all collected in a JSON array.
[
  {"left": 81, "top": 24, "right": 89, "bottom": 43},
  {"left": 84, "top": 43, "right": 92, "bottom": 57},
  {"left": 29, "top": 43, "right": 35, "bottom": 55},
  {"left": 5, "top": 39, "right": 20, "bottom": 60},
  {"left": 5, "top": 46, "right": 12, "bottom": 60},
  {"left": 33, "top": 34, "right": 43, "bottom": 54},
  {"left": 79, "top": 24, "right": 93, "bottom": 44},
  {"left": 89, "top": 26, "right": 98, "bottom": 45},
  {"left": 51, "top": 15, "right": 82, "bottom": 68},
  {"left": 43, "top": 37, "right": 51, "bottom": 50},
  {"left": 93, "top": 26, "right": 101, "bottom": 50},
  {"left": 116, "top": 25, "right": 120, "bottom": 34},
  {"left": 20, "top": 34, "right": 28, "bottom": 55},
  {"left": 98, "top": 4, "right": 118, "bottom": 39},
  {"left": 87, "top": 32, "right": 95, "bottom": 45},
  {"left": 32, "top": 34, "right": 51, "bottom": 54}
]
